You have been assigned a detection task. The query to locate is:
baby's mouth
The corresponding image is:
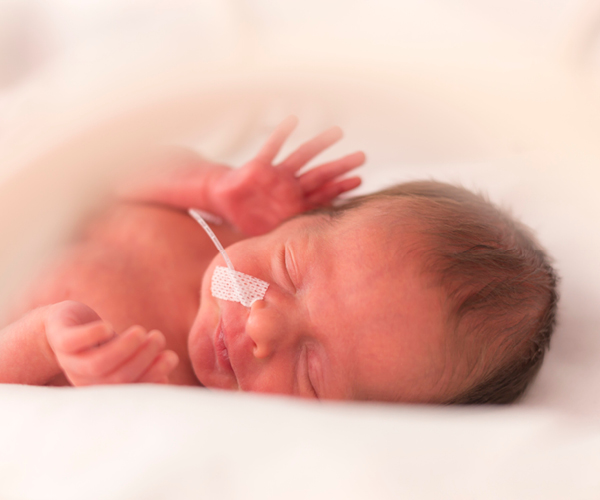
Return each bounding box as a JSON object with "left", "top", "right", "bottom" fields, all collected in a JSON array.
[{"left": 215, "top": 322, "right": 237, "bottom": 384}]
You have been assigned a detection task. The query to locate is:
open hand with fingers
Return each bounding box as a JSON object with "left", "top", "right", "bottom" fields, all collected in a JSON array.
[
  {"left": 45, "top": 301, "right": 179, "bottom": 386},
  {"left": 210, "top": 116, "right": 365, "bottom": 236}
]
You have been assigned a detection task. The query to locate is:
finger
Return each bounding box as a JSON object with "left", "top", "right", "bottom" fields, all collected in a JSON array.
[
  {"left": 306, "top": 176, "right": 362, "bottom": 207},
  {"left": 62, "top": 325, "right": 149, "bottom": 378},
  {"left": 49, "top": 320, "right": 116, "bottom": 354},
  {"left": 298, "top": 151, "right": 365, "bottom": 193},
  {"left": 277, "top": 126, "right": 343, "bottom": 173},
  {"left": 253, "top": 116, "right": 299, "bottom": 164},
  {"left": 103, "top": 330, "right": 169, "bottom": 384},
  {"left": 137, "top": 350, "right": 179, "bottom": 384},
  {"left": 47, "top": 300, "right": 102, "bottom": 330}
]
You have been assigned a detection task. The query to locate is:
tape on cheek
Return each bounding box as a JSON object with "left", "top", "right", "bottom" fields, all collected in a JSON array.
[
  {"left": 188, "top": 208, "right": 270, "bottom": 308},
  {"left": 211, "top": 266, "right": 269, "bottom": 307}
]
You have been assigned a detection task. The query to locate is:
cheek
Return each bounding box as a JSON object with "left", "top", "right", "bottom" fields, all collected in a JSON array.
[
  {"left": 187, "top": 301, "right": 217, "bottom": 383},
  {"left": 201, "top": 256, "right": 218, "bottom": 300},
  {"left": 188, "top": 258, "right": 220, "bottom": 355}
]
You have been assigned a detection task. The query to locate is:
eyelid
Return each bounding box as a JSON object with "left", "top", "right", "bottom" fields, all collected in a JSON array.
[{"left": 283, "top": 244, "right": 298, "bottom": 292}]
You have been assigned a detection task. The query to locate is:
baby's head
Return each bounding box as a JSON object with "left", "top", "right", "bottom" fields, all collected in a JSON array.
[
  {"left": 189, "top": 180, "right": 558, "bottom": 404},
  {"left": 325, "top": 181, "right": 558, "bottom": 403}
]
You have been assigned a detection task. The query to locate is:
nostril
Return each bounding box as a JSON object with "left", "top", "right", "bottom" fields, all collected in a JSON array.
[
  {"left": 253, "top": 344, "right": 270, "bottom": 359},
  {"left": 246, "top": 295, "right": 292, "bottom": 362},
  {"left": 248, "top": 330, "right": 258, "bottom": 352},
  {"left": 247, "top": 302, "right": 275, "bottom": 359}
]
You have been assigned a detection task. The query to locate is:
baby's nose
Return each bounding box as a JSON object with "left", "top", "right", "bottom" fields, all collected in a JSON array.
[{"left": 246, "top": 300, "right": 288, "bottom": 359}]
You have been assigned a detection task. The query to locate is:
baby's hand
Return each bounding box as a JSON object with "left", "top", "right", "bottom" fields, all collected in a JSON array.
[
  {"left": 211, "top": 116, "right": 365, "bottom": 235},
  {"left": 45, "top": 301, "right": 178, "bottom": 386}
]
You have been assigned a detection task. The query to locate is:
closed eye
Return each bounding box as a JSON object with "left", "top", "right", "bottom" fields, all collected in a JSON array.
[{"left": 283, "top": 244, "right": 298, "bottom": 292}]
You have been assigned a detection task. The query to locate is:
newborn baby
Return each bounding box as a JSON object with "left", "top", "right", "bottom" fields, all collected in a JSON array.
[{"left": 0, "top": 117, "right": 558, "bottom": 404}]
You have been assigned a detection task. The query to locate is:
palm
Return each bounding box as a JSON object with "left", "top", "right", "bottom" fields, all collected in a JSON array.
[{"left": 213, "top": 116, "right": 365, "bottom": 235}]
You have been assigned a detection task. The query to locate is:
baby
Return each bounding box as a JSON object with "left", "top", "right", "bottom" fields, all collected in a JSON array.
[{"left": 0, "top": 117, "right": 558, "bottom": 404}]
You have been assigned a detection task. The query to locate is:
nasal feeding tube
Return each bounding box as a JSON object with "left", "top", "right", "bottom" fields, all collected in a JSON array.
[{"left": 188, "top": 209, "right": 269, "bottom": 307}]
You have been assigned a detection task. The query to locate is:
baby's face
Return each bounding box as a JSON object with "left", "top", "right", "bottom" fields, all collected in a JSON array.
[{"left": 188, "top": 206, "right": 451, "bottom": 402}]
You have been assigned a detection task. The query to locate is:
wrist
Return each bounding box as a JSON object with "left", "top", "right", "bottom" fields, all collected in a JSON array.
[
  {"left": 37, "top": 306, "right": 63, "bottom": 379},
  {"left": 0, "top": 305, "right": 62, "bottom": 385},
  {"left": 202, "top": 165, "right": 231, "bottom": 217},
  {"left": 117, "top": 148, "right": 232, "bottom": 212}
]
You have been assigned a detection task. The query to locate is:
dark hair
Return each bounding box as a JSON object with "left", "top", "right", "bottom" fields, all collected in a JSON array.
[{"left": 327, "top": 181, "right": 559, "bottom": 404}]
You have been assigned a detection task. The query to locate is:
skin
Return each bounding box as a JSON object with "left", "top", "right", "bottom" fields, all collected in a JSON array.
[
  {"left": 190, "top": 207, "right": 451, "bottom": 402},
  {"left": 0, "top": 117, "right": 451, "bottom": 402},
  {"left": 0, "top": 116, "right": 365, "bottom": 388}
]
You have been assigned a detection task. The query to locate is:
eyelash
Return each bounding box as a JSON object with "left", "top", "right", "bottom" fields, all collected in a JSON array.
[{"left": 282, "top": 245, "right": 297, "bottom": 292}]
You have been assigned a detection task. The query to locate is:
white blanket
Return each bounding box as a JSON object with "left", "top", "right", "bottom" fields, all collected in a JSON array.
[{"left": 1, "top": 384, "right": 599, "bottom": 500}]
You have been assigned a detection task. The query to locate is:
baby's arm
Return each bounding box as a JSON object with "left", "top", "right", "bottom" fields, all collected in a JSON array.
[
  {"left": 118, "top": 147, "right": 230, "bottom": 218},
  {"left": 120, "top": 116, "right": 365, "bottom": 235},
  {"left": 0, "top": 306, "right": 62, "bottom": 384},
  {"left": 0, "top": 301, "right": 178, "bottom": 386}
]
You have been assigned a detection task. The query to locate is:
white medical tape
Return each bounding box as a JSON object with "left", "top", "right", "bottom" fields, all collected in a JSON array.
[
  {"left": 188, "top": 208, "right": 269, "bottom": 307},
  {"left": 211, "top": 266, "right": 269, "bottom": 308}
]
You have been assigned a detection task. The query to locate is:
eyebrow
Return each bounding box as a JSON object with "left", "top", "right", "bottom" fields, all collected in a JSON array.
[
  {"left": 291, "top": 210, "right": 340, "bottom": 230},
  {"left": 283, "top": 216, "right": 331, "bottom": 289}
]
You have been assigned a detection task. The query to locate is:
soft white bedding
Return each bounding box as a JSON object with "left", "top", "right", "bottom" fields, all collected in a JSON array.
[
  {"left": 2, "top": 1, "right": 600, "bottom": 499},
  {"left": 1, "top": 384, "right": 599, "bottom": 500}
]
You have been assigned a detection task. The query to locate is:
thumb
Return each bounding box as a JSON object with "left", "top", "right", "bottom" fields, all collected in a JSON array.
[{"left": 46, "top": 301, "right": 103, "bottom": 331}]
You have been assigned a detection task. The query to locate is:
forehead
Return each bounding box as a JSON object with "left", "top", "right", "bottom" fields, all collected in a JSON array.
[{"left": 291, "top": 208, "right": 450, "bottom": 402}]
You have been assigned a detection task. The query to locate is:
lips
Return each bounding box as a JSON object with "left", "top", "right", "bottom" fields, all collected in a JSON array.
[{"left": 214, "top": 320, "right": 236, "bottom": 379}]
